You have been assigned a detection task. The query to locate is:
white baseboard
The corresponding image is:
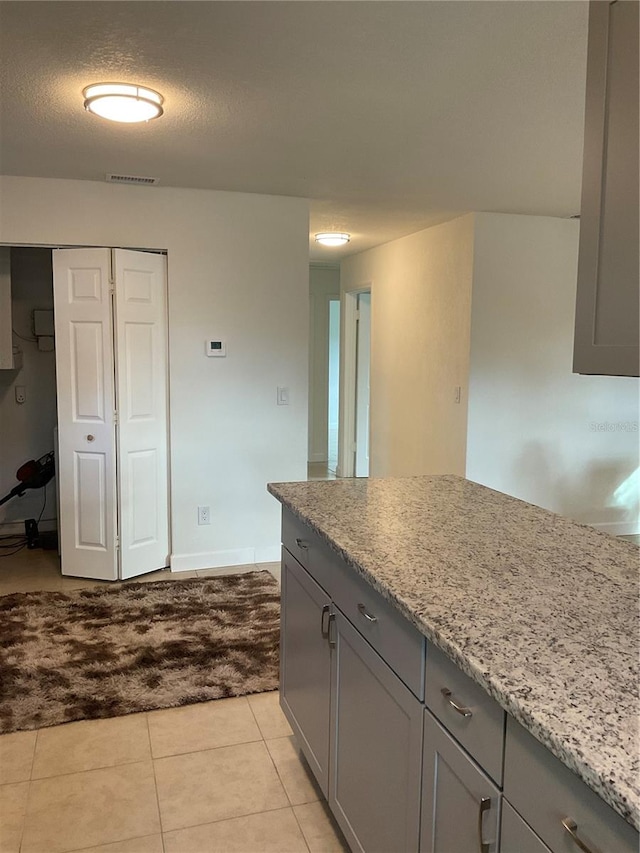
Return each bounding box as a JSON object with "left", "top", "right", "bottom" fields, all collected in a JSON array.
[
  {"left": 590, "top": 520, "right": 640, "bottom": 536},
  {"left": 170, "top": 546, "right": 280, "bottom": 572},
  {"left": 255, "top": 545, "right": 281, "bottom": 564},
  {"left": 0, "top": 518, "right": 57, "bottom": 535}
]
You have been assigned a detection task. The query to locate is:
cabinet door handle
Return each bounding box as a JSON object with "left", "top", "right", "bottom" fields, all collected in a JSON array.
[
  {"left": 321, "top": 604, "right": 330, "bottom": 638},
  {"left": 562, "top": 818, "right": 597, "bottom": 853},
  {"left": 478, "top": 796, "right": 491, "bottom": 853},
  {"left": 86, "top": 434, "right": 95, "bottom": 442},
  {"left": 357, "top": 603, "right": 377, "bottom": 623},
  {"left": 328, "top": 612, "right": 336, "bottom": 648},
  {"left": 441, "top": 687, "right": 473, "bottom": 717},
  {"left": 295, "top": 538, "right": 309, "bottom": 551}
]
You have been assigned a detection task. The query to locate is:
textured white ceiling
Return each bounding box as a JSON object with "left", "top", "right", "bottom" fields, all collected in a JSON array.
[{"left": 0, "top": 1, "right": 588, "bottom": 260}]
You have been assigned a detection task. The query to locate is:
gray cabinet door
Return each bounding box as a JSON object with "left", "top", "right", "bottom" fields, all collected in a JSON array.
[
  {"left": 420, "top": 710, "right": 501, "bottom": 853},
  {"left": 574, "top": 0, "right": 639, "bottom": 377},
  {"left": 329, "top": 609, "right": 423, "bottom": 853},
  {"left": 280, "top": 547, "right": 332, "bottom": 796},
  {"left": 501, "top": 801, "right": 552, "bottom": 853}
]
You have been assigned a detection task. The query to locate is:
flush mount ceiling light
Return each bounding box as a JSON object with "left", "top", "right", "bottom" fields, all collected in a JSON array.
[
  {"left": 83, "top": 83, "right": 164, "bottom": 123},
  {"left": 315, "top": 232, "right": 351, "bottom": 247}
]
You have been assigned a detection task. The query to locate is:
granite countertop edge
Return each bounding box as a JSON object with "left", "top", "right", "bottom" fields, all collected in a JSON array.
[{"left": 267, "top": 481, "right": 639, "bottom": 832}]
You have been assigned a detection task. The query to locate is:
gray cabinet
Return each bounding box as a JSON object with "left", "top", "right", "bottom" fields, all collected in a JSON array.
[
  {"left": 501, "top": 801, "right": 551, "bottom": 853},
  {"left": 504, "top": 716, "right": 639, "bottom": 853},
  {"left": 280, "top": 547, "right": 332, "bottom": 796},
  {"left": 278, "top": 512, "right": 639, "bottom": 853},
  {"left": 329, "top": 610, "right": 423, "bottom": 853},
  {"left": 574, "top": 0, "right": 639, "bottom": 377},
  {"left": 421, "top": 710, "right": 501, "bottom": 853}
]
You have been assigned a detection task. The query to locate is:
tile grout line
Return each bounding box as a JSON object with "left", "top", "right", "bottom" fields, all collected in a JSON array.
[
  {"left": 245, "top": 695, "right": 266, "bottom": 741},
  {"left": 260, "top": 730, "right": 313, "bottom": 853},
  {"left": 19, "top": 727, "right": 41, "bottom": 852},
  {"left": 290, "top": 804, "right": 313, "bottom": 853},
  {"left": 161, "top": 804, "right": 304, "bottom": 842},
  {"left": 146, "top": 713, "right": 167, "bottom": 852},
  {"left": 62, "top": 832, "right": 162, "bottom": 853},
  {"left": 28, "top": 754, "right": 156, "bottom": 783}
]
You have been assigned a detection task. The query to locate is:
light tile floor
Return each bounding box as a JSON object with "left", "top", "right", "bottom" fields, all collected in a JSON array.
[{"left": 0, "top": 550, "right": 348, "bottom": 853}]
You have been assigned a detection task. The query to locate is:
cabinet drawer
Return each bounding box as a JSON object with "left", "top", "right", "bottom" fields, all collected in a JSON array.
[
  {"left": 425, "top": 643, "right": 505, "bottom": 785},
  {"left": 504, "top": 716, "right": 639, "bottom": 853},
  {"left": 501, "top": 801, "right": 552, "bottom": 853},
  {"left": 329, "top": 560, "right": 425, "bottom": 700},
  {"left": 282, "top": 509, "right": 315, "bottom": 571}
]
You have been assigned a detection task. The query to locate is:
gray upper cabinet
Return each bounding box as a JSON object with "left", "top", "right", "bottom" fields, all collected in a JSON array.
[
  {"left": 420, "top": 710, "right": 501, "bottom": 853},
  {"left": 573, "top": 0, "right": 639, "bottom": 377},
  {"left": 279, "top": 547, "right": 332, "bottom": 796},
  {"left": 329, "top": 610, "right": 423, "bottom": 853}
]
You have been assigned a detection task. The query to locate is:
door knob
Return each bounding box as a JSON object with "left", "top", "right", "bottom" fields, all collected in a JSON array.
[{"left": 87, "top": 434, "right": 95, "bottom": 442}]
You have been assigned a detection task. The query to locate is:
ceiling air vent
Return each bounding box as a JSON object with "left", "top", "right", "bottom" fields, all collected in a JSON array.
[{"left": 106, "top": 173, "right": 159, "bottom": 186}]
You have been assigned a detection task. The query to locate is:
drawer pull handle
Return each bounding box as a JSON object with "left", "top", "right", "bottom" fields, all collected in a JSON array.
[
  {"left": 321, "top": 604, "right": 330, "bottom": 638},
  {"left": 562, "top": 818, "right": 597, "bottom": 853},
  {"left": 328, "top": 612, "right": 336, "bottom": 648},
  {"left": 295, "top": 538, "right": 309, "bottom": 551},
  {"left": 357, "top": 603, "right": 377, "bottom": 623},
  {"left": 478, "top": 796, "right": 491, "bottom": 853},
  {"left": 441, "top": 687, "right": 473, "bottom": 718}
]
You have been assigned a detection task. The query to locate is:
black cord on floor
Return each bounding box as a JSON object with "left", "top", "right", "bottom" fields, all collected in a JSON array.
[{"left": 0, "top": 543, "right": 28, "bottom": 557}]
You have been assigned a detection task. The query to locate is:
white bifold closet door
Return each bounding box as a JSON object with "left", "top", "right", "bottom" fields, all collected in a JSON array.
[{"left": 53, "top": 248, "right": 169, "bottom": 580}]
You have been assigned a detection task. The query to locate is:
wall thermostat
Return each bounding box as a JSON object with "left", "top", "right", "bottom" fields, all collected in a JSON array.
[{"left": 206, "top": 340, "right": 226, "bottom": 357}]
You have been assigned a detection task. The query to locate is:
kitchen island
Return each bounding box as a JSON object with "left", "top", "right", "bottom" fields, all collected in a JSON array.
[{"left": 268, "top": 475, "right": 639, "bottom": 853}]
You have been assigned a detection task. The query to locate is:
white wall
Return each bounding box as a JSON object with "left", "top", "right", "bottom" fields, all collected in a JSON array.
[
  {"left": 308, "top": 265, "right": 340, "bottom": 463},
  {"left": 0, "top": 248, "right": 58, "bottom": 532},
  {"left": 0, "top": 176, "right": 309, "bottom": 568},
  {"left": 340, "top": 215, "right": 475, "bottom": 477},
  {"left": 467, "top": 213, "right": 640, "bottom": 534}
]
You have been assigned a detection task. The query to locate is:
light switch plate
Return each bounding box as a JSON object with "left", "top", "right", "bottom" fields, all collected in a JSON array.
[{"left": 277, "top": 386, "right": 290, "bottom": 406}]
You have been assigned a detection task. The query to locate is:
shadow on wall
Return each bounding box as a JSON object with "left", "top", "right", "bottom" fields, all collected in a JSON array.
[{"left": 514, "top": 441, "right": 639, "bottom": 527}]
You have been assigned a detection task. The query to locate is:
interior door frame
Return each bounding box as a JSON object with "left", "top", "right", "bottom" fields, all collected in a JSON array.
[
  {"left": 338, "top": 282, "right": 372, "bottom": 478},
  {"left": 0, "top": 239, "right": 172, "bottom": 577}
]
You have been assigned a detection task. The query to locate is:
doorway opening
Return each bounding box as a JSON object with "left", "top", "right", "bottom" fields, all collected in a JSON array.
[
  {"left": 338, "top": 286, "right": 371, "bottom": 478},
  {"left": 327, "top": 298, "right": 340, "bottom": 474},
  {"left": 0, "top": 244, "right": 171, "bottom": 584}
]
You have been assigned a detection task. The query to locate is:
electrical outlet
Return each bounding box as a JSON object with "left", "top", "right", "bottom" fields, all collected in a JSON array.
[
  {"left": 15, "top": 385, "right": 26, "bottom": 404},
  {"left": 198, "top": 505, "right": 211, "bottom": 525}
]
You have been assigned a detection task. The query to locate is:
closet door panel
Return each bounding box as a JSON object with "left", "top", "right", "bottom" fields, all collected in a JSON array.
[
  {"left": 53, "top": 248, "right": 118, "bottom": 580},
  {"left": 114, "top": 249, "right": 169, "bottom": 578}
]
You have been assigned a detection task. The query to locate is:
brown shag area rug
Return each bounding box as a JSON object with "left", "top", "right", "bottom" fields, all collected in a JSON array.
[{"left": 0, "top": 571, "right": 280, "bottom": 734}]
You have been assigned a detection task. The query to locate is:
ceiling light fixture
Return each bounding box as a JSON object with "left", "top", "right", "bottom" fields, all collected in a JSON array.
[
  {"left": 83, "top": 83, "right": 164, "bottom": 123},
  {"left": 315, "top": 232, "right": 350, "bottom": 247}
]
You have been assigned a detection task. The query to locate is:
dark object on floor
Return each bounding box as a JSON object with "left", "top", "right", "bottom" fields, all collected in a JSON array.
[
  {"left": 39, "top": 530, "right": 59, "bottom": 551},
  {"left": 0, "top": 451, "right": 55, "bottom": 507},
  {"left": 24, "top": 518, "right": 39, "bottom": 549},
  {"left": 0, "top": 571, "right": 280, "bottom": 734}
]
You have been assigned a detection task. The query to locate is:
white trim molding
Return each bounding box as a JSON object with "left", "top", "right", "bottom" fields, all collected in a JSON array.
[{"left": 170, "top": 544, "right": 281, "bottom": 572}]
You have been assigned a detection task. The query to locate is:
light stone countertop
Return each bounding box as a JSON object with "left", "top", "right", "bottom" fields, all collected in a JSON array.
[{"left": 267, "top": 475, "right": 640, "bottom": 830}]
